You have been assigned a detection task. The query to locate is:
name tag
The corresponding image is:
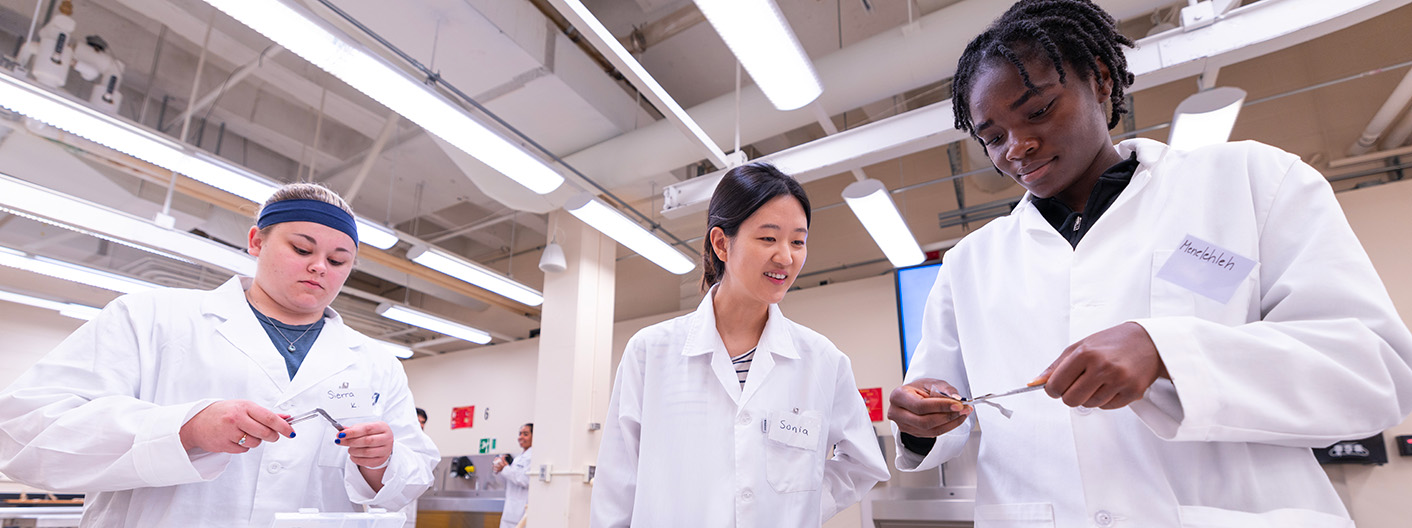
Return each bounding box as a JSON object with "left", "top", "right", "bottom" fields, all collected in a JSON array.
[
  {"left": 1155, "top": 234, "right": 1256, "bottom": 303},
  {"left": 767, "top": 410, "right": 822, "bottom": 450},
  {"left": 324, "top": 383, "right": 372, "bottom": 418}
]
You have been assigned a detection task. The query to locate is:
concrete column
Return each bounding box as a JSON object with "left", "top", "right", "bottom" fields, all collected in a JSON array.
[{"left": 526, "top": 210, "right": 616, "bottom": 527}]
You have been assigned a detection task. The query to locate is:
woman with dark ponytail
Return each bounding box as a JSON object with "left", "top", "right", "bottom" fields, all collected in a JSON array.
[
  {"left": 888, "top": 1, "right": 1412, "bottom": 526},
  {"left": 591, "top": 163, "right": 888, "bottom": 527}
]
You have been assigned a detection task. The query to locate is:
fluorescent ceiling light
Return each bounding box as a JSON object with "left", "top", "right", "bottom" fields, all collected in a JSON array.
[
  {"left": 0, "top": 174, "right": 257, "bottom": 276},
  {"left": 841, "top": 179, "right": 924, "bottom": 268},
  {"left": 552, "top": 0, "right": 729, "bottom": 167},
  {"left": 202, "top": 0, "right": 565, "bottom": 195},
  {"left": 693, "top": 0, "right": 822, "bottom": 111},
  {"left": 1168, "top": 86, "right": 1246, "bottom": 151},
  {"left": 565, "top": 193, "right": 696, "bottom": 275},
  {"left": 354, "top": 218, "right": 398, "bottom": 250},
  {"left": 407, "top": 245, "right": 543, "bottom": 307},
  {"left": 0, "top": 72, "right": 399, "bottom": 251},
  {"left": 376, "top": 303, "right": 491, "bottom": 345},
  {"left": 0, "top": 289, "right": 102, "bottom": 321},
  {"left": 0, "top": 246, "right": 162, "bottom": 294},
  {"left": 375, "top": 339, "right": 415, "bottom": 359}
]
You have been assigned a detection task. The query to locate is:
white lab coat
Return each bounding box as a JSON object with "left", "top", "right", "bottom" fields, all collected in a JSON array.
[
  {"left": 0, "top": 277, "right": 441, "bottom": 527},
  {"left": 591, "top": 289, "right": 890, "bottom": 528},
  {"left": 894, "top": 139, "right": 1412, "bottom": 528},
  {"left": 499, "top": 446, "right": 532, "bottom": 528}
]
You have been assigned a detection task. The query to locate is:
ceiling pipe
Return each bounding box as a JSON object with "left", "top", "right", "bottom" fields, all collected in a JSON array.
[
  {"left": 1380, "top": 98, "right": 1412, "bottom": 150},
  {"left": 162, "top": 45, "right": 284, "bottom": 133},
  {"left": 618, "top": 3, "right": 706, "bottom": 54},
  {"left": 1348, "top": 65, "right": 1412, "bottom": 156}
]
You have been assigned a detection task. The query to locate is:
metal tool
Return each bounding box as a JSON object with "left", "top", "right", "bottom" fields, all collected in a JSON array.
[
  {"left": 963, "top": 383, "right": 1046, "bottom": 405},
  {"left": 286, "top": 408, "right": 345, "bottom": 431}
]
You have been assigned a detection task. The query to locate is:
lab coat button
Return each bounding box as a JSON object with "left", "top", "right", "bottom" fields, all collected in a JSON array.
[
  {"left": 1075, "top": 406, "right": 1093, "bottom": 416},
  {"left": 1094, "top": 510, "right": 1114, "bottom": 527},
  {"left": 738, "top": 414, "right": 751, "bottom": 425},
  {"left": 267, "top": 462, "right": 283, "bottom": 474},
  {"left": 740, "top": 489, "right": 753, "bottom": 501}
]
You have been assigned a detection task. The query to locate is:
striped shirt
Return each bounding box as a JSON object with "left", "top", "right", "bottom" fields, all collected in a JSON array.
[{"left": 731, "top": 348, "right": 756, "bottom": 387}]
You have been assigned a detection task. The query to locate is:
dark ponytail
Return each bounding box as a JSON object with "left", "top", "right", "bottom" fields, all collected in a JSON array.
[{"left": 701, "top": 163, "right": 811, "bottom": 291}]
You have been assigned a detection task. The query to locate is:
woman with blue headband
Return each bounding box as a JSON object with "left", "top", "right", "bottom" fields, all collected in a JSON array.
[{"left": 0, "top": 183, "right": 440, "bottom": 527}]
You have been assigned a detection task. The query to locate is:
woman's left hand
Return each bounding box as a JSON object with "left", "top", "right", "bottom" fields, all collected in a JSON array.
[{"left": 337, "top": 421, "right": 394, "bottom": 469}]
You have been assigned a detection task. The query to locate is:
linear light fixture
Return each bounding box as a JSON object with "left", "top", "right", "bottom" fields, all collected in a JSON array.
[
  {"left": 201, "top": 0, "right": 565, "bottom": 195},
  {"left": 0, "top": 288, "right": 101, "bottom": 321},
  {"left": 1168, "top": 86, "right": 1246, "bottom": 151},
  {"left": 841, "top": 179, "right": 924, "bottom": 268},
  {"left": 406, "top": 245, "right": 543, "bottom": 307},
  {"left": 693, "top": 0, "right": 822, "bottom": 111},
  {"left": 375, "top": 303, "right": 491, "bottom": 345},
  {"left": 0, "top": 174, "right": 257, "bottom": 276},
  {"left": 0, "top": 71, "right": 400, "bottom": 250},
  {"left": 550, "top": 0, "right": 729, "bottom": 168},
  {"left": 564, "top": 193, "right": 696, "bottom": 275},
  {"left": 375, "top": 339, "right": 416, "bottom": 359},
  {"left": 0, "top": 246, "right": 162, "bottom": 294}
]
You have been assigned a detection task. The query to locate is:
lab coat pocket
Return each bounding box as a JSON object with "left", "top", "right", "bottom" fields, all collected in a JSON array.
[
  {"left": 1150, "top": 250, "right": 1259, "bottom": 324},
  {"left": 1177, "top": 505, "right": 1353, "bottom": 528},
  {"left": 763, "top": 410, "right": 825, "bottom": 493},
  {"left": 972, "top": 503, "right": 1056, "bottom": 528}
]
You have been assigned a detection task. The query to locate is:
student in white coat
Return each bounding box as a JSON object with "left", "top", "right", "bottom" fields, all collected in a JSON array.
[
  {"left": 0, "top": 183, "right": 441, "bottom": 527},
  {"left": 591, "top": 163, "right": 889, "bottom": 528},
  {"left": 493, "top": 423, "right": 533, "bottom": 528},
  {"left": 886, "top": 1, "right": 1412, "bottom": 527}
]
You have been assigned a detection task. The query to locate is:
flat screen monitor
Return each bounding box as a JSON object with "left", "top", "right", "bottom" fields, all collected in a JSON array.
[{"left": 895, "top": 261, "right": 942, "bottom": 375}]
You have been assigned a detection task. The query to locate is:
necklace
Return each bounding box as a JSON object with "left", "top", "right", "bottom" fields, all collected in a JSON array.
[{"left": 252, "top": 308, "right": 319, "bottom": 353}]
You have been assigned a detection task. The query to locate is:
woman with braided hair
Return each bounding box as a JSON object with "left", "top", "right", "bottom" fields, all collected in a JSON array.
[{"left": 888, "top": 0, "right": 1412, "bottom": 526}]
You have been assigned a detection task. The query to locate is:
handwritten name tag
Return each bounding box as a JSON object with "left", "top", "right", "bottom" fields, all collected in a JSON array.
[
  {"left": 767, "top": 410, "right": 822, "bottom": 450},
  {"left": 324, "top": 384, "right": 372, "bottom": 418},
  {"left": 1155, "top": 234, "right": 1256, "bottom": 303}
]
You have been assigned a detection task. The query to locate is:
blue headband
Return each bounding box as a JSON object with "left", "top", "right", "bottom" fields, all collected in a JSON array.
[{"left": 257, "top": 199, "right": 359, "bottom": 246}]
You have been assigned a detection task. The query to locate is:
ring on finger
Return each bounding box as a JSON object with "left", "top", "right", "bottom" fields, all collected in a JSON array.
[{"left": 238, "top": 434, "right": 248, "bottom": 446}]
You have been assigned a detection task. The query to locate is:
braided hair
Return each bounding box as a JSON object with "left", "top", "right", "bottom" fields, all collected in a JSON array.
[{"left": 952, "top": 0, "right": 1136, "bottom": 136}]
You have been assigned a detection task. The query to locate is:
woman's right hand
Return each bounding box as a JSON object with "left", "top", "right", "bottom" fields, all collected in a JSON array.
[
  {"left": 887, "top": 378, "right": 971, "bottom": 438},
  {"left": 179, "top": 400, "right": 295, "bottom": 453},
  {"left": 492, "top": 456, "right": 507, "bottom": 473}
]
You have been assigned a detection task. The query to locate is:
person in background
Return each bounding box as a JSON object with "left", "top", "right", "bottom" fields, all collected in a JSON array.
[
  {"left": 591, "top": 163, "right": 889, "bottom": 527},
  {"left": 416, "top": 407, "right": 427, "bottom": 430},
  {"left": 0, "top": 183, "right": 440, "bottom": 527},
  {"left": 493, "top": 423, "right": 533, "bottom": 528},
  {"left": 886, "top": 1, "right": 1412, "bottom": 526}
]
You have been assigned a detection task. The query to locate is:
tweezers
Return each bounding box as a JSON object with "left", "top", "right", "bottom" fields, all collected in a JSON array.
[
  {"left": 963, "top": 383, "right": 1046, "bottom": 405},
  {"left": 286, "top": 408, "right": 345, "bottom": 431}
]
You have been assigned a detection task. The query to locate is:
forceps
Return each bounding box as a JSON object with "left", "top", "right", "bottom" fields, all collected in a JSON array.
[
  {"left": 928, "top": 382, "right": 1046, "bottom": 419},
  {"left": 285, "top": 408, "right": 345, "bottom": 431}
]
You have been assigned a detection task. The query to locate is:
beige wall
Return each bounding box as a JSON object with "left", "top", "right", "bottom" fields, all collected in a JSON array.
[
  {"left": 1328, "top": 177, "right": 1412, "bottom": 528},
  {"left": 0, "top": 301, "right": 84, "bottom": 493}
]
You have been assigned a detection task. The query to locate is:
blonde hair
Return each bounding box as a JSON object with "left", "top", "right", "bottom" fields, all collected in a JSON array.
[{"left": 258, "top": 182, "right": 354, "bottom": 218}]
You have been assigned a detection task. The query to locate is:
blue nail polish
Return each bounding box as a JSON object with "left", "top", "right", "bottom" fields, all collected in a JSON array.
[
  {"left": 338, "top": 432, "right": 346, "bottom": 438},
  {"left": 335, "top": 439, "right": 341, "bottom": 444},
  {"left": 289, "top": 432, "right": 296, "bottom": 438}
]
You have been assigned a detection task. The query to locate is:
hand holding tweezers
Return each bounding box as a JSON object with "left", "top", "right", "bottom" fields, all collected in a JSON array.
[{"left": 285, "top": 408, "right": 345, "bottom": 431}]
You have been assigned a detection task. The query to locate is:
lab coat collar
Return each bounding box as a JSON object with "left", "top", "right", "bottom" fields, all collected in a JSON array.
[
  {"left": 681, "top": 286, "right": 800, "bottom": 405},
  {"left": 680, "top": 286, "right": 800, "bottom": 360},
  {"left": 204, "top": 277, "right": 365, "bottom": 399},
  {"left": 1011, "top": 139, "right": 1171, "bottom": 238}
]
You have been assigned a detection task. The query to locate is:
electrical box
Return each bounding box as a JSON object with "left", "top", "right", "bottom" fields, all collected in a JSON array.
[{"left": 1396, "top": 435, "right": 1412, "bottom": 457}]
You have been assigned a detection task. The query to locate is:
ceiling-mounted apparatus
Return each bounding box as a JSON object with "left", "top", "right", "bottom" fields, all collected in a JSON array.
[
  {"left": 693, "top": 0, "right": 822, "bottom": 111},
  {"left": 1168, "top": 86, "right": 1246, "bottom": 151},
  {"left": 564, "top": 193, "right": 695, "bottom": 275},
  {"left": 375, "top": 303, "right": 492, "bottom": 345},
  {"left": 841, "top": 179, "right": 924, "bottom": 268},
  {"left": 0, "top": 245, "right": 161, "bottom": 294},
  {"left": 0, "top": 70, "right": 400, "bottom": 250},
  {"left": 200, "top": 0, "right": 565, "bottom": 195},
  {"left": 0, "top": 288, "right": 101, "bottom": 320},
  {"left": 405, "top": 245, "right": 544, "bottom": 307}
]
